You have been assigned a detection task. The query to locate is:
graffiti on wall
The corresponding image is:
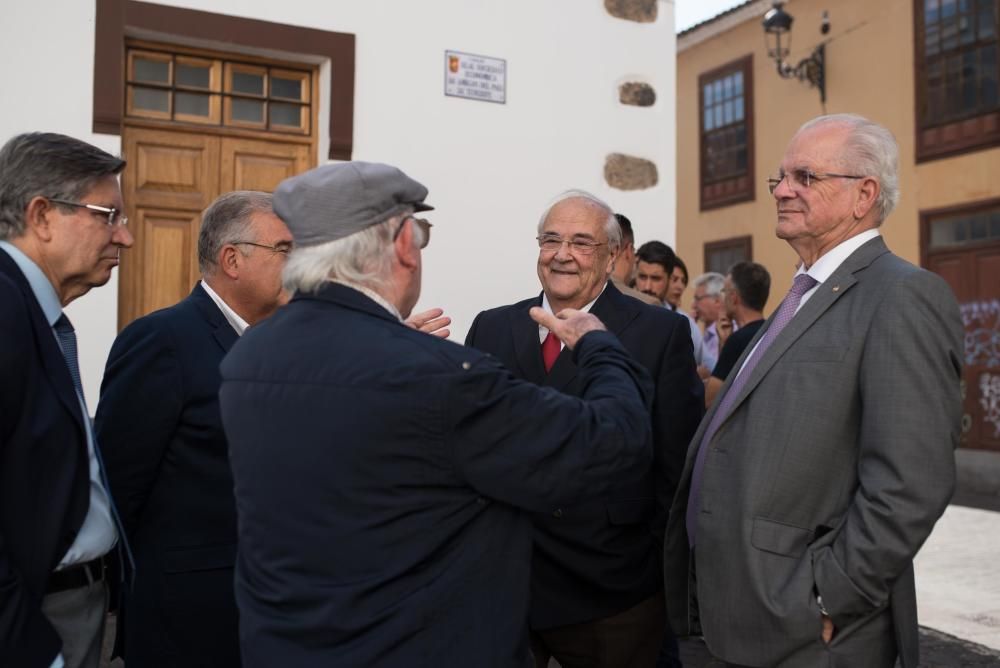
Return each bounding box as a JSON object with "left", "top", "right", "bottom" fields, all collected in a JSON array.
[
  {"left": 962, "top": 300, "right": 1000, "bottom": 439},
  {"left": 961, "top": 299, "right": 1000, "bottom": 369},
  {"left": 981, "top": 373, "right": 1000, "bottom": 439}
]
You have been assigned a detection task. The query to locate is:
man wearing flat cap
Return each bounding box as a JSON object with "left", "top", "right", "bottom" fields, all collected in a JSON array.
[{"left": 219, "top": 161, "right": 656, "bottom": 667}]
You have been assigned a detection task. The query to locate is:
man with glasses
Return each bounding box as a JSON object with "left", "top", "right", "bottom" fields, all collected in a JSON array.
[
  {"left": 703, "top": 261, "right": 770, "bottom": 407},
  {"left": 218, "top": 163, "right": 656, "bottom": 666},
  {"left": 94, "top": 191, "right": 292, "bottom": 667},
  {"left": 0, "top": 132, "right": 133, "bottom": 668},
  {"left": 467, "top": 190, "right": 703, "bottom": 668},
  {"left": 665, "top": 114, "right": 963, "bottom": 668}
]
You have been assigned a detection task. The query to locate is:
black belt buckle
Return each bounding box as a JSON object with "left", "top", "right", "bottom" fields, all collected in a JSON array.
[{"left": 46, "top": 556, "right": 106, "bottom": 595}]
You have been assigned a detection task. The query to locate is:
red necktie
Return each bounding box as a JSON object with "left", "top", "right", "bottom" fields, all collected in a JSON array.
[{"left": 542, "top": 331, "right": 561, "bottom": 373}]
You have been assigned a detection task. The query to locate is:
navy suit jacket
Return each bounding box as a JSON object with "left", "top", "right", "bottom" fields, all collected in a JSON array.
[
  {"left": 466, "top": 281, "right": 704, "bottom": 628},
  {"left": 218, "top": 282, "right": 654, "bottom": 667},
  {"left": 0, "top": 250, "right": 90, "bottom": 667},
  {"left": 95, "top": 283, "right": 241, "bottom": 667}
]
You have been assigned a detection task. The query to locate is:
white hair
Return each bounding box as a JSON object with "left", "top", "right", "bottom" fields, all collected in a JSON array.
[
  {"left": 282, "top": 208, "right": 424, "bottom": 295},
  {"left": 536, "top": 189, "right": 622, "bottom": 252},
  {"left": 797, "top": 113, "right": 900, "bottom": 224},
  {"left": 693, "top": 272, "right": 725, "bottom": 296}
]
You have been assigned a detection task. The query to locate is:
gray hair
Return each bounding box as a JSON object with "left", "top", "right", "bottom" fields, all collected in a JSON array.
[
  {"left": 693, "top": 272, "right": 725, "bottom": 296},
  {"left": 797, "top": 113, "right": 900, "bottom": 224},
  {"left": 282, "top": 208, "right": 425, "bottom": 295},
  {"left": 198, "top": 191, "right": 274, "bottom": 274},
  {"left": 536, "top": 189, "right": 622, "bottom": 252},
  {"left": 0, "top": 132, "right": 125, "bottom": 240}
]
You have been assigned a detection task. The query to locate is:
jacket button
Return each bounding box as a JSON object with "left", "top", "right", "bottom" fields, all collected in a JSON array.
[
  {"left": 476, "top": 496, "right": 487, "bottom": 505},
  {"left": 553, "top": 509, "right": 563, "bottom": 518},
  {"left": 462, "top": 361, "right": 471, "bottom": 370}
]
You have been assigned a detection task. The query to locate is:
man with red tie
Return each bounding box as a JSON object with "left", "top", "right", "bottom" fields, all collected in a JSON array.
[{"left": 466, "top": 190, "right": 704, "bottom": 668}]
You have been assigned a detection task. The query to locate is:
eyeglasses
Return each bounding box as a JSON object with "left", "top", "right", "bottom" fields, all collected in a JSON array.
[
  {"left": 536, "top": 235, "right": 607, "bottom": 256},
  {"left": 48, "top": 198, "right": 128, "bottom": 227},
  {"left": 232, "top": 241, "right": 292, "bottom": 255},
  {"left": 767, "top": 169, "right": 865, "bottom": 194},
  {"left": 392, "top": 216, "right": 432, "bottom": 249}
]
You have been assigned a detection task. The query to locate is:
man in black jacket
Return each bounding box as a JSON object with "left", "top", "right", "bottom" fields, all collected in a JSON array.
[
  {"left": 219, "top": 162, "right": 657, "bottom": 667},
  {"left": 466, "top": 190, "right": 704, "bottom": 668}
]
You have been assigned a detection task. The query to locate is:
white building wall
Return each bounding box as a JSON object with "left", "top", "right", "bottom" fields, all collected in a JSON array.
[{"left": 1, "top": 0, "right": 676, "bottom": 405}]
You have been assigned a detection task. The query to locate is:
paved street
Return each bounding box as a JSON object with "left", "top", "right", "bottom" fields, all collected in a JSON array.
[{"left": 101, "top": 503, "right": 1000, "bottom": 667}]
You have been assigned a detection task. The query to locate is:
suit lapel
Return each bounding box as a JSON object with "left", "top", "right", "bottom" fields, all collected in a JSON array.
[
  {"left": 190, "top": 282, "right": 239, "bottom": 353},
  {"left": 0, "top": 252, "right": 85, "bottom": 433},
  {"left": 716, "top": 236, "right": 890, "bottom": 426},
  {"left": 511, "top": 294, "right": 547, "bottom": 384}
]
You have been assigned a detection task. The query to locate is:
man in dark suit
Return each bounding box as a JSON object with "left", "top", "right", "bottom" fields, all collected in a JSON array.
[
  {"left": 0, "top": 132, "right": 133, "bottom": 668},
  {"left": 219, "top": 162, "right": 656, "bottom": 667},
  {"left": 93, "top": 191, "right": 292, "bottom": 667},
  {"left": 466, "top": 190, "right": 704, "bottom": 668},
  {"left": 665, "top": 114, "right": 963, "bottom": 667}
]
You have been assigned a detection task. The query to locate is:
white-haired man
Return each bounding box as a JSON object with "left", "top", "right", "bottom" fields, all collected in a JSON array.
[
  {"left": 467, "top": 190, "right": 703, "bottom": 668},
  {"left": 665, "top": 114, "right": 963, "bottom": 667},
  {"left": 218, "top": 162, "right": 656, "bottom": 667}
]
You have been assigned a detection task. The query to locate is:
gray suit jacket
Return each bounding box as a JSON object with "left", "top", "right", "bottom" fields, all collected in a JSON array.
[{"left": 664, "top": 237, "right": 963, "bottom": 668}]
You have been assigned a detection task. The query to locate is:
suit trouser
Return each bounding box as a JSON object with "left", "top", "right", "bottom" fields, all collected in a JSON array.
[
  {"left": 530, "top": 592, "right": 666, "bottom": 668},
  {"left": 41, "top": 578, "right": 108, "bottom": 668}
]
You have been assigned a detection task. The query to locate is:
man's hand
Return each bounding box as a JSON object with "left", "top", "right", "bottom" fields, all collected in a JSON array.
[
  {"left": 529, "top": 307, "right": 606, "bottom": 350},
  {"left": 405, "top": 307, "right": 452, "bottom": 339},
  {"left": 821, "top": 615, "right": 835, "bottom": 644}
]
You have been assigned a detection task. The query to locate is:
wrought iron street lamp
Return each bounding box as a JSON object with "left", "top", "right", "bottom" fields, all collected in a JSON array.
[{"left": 762, "top": 2, "right": 829, "bottom": 103}]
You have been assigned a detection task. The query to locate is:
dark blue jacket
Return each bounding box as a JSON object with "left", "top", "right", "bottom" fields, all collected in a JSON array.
[
  {"left": 96, "top": 283, "right": 241, "bottom": 667},
  {"left": 0, "top": 251, "right": 90, "bottom": 667},
  {"left": 466, "top": 282, "right": 704, "bottom": 628},
  {"left": 219, "top": 282, "right": 654, "bottom": 668}
]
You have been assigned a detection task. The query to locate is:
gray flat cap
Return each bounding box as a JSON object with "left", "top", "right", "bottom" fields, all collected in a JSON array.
[{"left": 273, "top": 161, "right": 433, "bottom": 247}]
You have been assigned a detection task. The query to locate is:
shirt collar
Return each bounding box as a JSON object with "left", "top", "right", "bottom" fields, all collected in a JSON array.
[
  {"left": 199, "top": 280, "right": 250, "bottom": 336},
  {"left": 330, "top": 279, "right": 403, "bottom": 321},
  {"left": 796, "top": 229, "right": 881, "bottom": 284},
  {"left": 538, "top": 281, "right": 607, "bottom": 341},
  {"left": 0, "top": 241, "right": 63, "bottom": 326}
]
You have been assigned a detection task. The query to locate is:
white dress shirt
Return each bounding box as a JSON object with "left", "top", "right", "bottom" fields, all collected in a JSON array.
[
  {"left": 200, "top": 280, "right": 250, "bottom": 335},
  {"left": 737, "top": 229, "right": 882, "bottom": 379}
]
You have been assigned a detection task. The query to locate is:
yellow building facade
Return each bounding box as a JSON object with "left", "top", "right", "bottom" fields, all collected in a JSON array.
[{"left": 676, "top": 0, "right": 1000, "bottom": 458}]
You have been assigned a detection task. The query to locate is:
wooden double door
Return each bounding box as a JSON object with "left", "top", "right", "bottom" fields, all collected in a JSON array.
[
  {"left": 118, "top": 127, "right": 312, "bottom": 327},
  {"left": 927, "top": 241, "right": 1000, "bottom": 451}
]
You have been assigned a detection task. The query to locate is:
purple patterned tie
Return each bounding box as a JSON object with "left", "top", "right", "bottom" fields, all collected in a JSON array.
[{"left": 686, "top": 273, "right": 819, "bottom": 546}]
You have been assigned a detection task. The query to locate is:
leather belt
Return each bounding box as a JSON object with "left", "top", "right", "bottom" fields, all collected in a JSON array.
[{"left": 46, "top": 556, "right": 106, "bottom": 595}]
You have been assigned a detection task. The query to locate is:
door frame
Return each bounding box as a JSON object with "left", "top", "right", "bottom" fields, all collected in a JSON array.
[{"left": 93, "top": 0, "right": 354, "bottom": 160}]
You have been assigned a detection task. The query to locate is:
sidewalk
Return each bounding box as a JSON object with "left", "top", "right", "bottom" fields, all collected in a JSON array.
[{"left": 914, "top": 504, "right": 1000, "bottom": 652}]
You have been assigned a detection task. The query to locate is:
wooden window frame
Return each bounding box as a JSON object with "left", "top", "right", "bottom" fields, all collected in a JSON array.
[
  {"left": 913, "top": 0, "right": 1000, "bottom": 162},
  {"left": 920, "top": 197, "right": 1000, "bottom": 267},
  {"left": 173, "top": 56, "right": 222, "bottom": 125},
  {"left": 224, "top": 63, "right": 269, "bottom": 130},
  {"left": 270, "top": 69, "right": 311, "bottom": 104},
  {"left": 94, "top": 0, "right": 354, "bottom": 160},
  {"left": 704, "top": 235, "right": 753, "bottom": 275},
  {"left": 699, "top": 54, "right": 755, "bottom": 211}
]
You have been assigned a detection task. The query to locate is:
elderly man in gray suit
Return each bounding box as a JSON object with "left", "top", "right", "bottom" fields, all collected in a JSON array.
[{"left": 664, "top": 113, "right": 963, "bottom": 668}]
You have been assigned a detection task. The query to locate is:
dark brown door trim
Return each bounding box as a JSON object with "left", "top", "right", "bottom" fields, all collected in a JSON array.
[{"left": 94, "top": 0, "right": 355, "bottom": 160}]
